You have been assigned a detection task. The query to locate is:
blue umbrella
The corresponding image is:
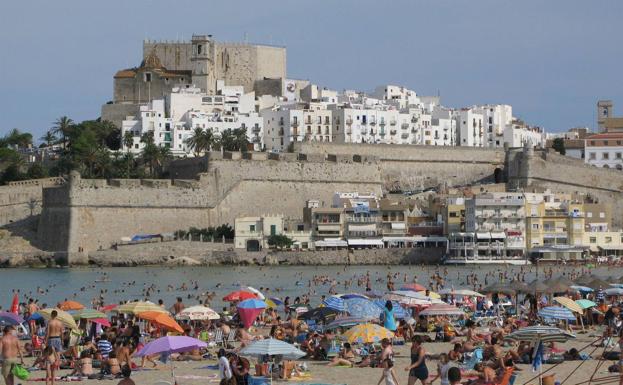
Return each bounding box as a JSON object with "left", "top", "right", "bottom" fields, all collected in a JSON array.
[
  {"left": 538, "top": 306, "right": 576, "bottom": 321},
  {"left": 570, "top": 285, "right": 593, "bottom": 293},
  {"left": 339, "top": 293, "right": 369, "bottom": 300},
  {"left": 603, "top": 287, "right": 623, "bottom": 296},
  {"left": 26, "top": 313, "right": 43, "bottom": 321},
  {"left": 237, "top": 299, "right": 267, "bottom": 309},
  {"left": 373, "top": 300, "right": 408, "bottom": 319},
  {"left": 323, "top": 296, "right": 346, "bottom": 312},
  {"left": 344, "top": 298, "right": 383, "bottom": 319},
  {"left": 325, "top": 316, "right": 376, "bottom": 330}
]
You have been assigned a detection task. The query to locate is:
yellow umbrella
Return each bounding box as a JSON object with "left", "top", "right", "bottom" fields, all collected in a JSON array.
[
  {"left": 116, "top": 301, "right": 169, "bottom": 315},
  {"left": 343, "top": 323, "right": 394, "bottom": 344},
  {"left": 418, "top": 290, "right": 441, "bottom": 299},
  {"left": 37, "top": 308, "right": 78, "bottom": 330},
  {"left": 553, "top": 297, "right": 583, "bottom": 313}
]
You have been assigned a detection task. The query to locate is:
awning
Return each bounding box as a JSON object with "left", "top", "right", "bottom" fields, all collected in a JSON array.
[
  {"left": 476, "top": 232, "right": 491, "bottom": 240},
  {"left": 598, "top": 245, "right": 623, "bottom": 251},
  {"left": 348, "top": 239, "right": 384, "bottom": 246},
  {"left": 314, "top": 239, "right": 348, "bottom": 247},
  {"left": 348, "top": 224, "right": 377, "bottom": 232},
  {"left": 391, "top": 223, "right": 406, "bottom": 230},
  {"left": 490, "top": 232, "right": 506, "bottom": 239}
]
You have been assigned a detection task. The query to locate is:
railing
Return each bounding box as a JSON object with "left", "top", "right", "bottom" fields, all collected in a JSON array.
[
  {"left": 401, "top": 123, "right": 409, "bottom": 129},
  {"left": 291, "top": 121, "right": 299, "bottom": 128},
  {"left": 346, "top": 216, "right": 378, "bottom": 223},
  {"left": 252, "top": 126, "right": 261, "bottom": 133},
  {"left": 346, "top": 118, "right": 353, "bottom": 125},
  {"left": 390, "top": 120, "right": 397, "bottom": 126}
]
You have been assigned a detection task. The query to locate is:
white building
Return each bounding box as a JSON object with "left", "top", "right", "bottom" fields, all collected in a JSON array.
[
  {"left": 262, "top": 104, "right": 333, "bottom": 152},
  {"left": 456, "top": 108, "right": 485, "bottom": 147},
  {"left": 585, "top": 132, "right": 623, "bottom": 170},
  {"left": 121, "top": 85, "right": 264, "bottom": 155}
]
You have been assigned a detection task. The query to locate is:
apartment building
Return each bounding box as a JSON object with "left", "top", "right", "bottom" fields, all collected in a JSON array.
[
  {"left": 234, "top": 215, "right": 312, "bottom": 251},
  {"left": 584, "top": 132, "right": 623, "bottom": 169}
]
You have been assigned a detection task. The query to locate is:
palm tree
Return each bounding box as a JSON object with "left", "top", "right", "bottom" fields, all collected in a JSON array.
[
  {"left": 5, "top": 129, "right": 33, "bottom": 149},
  {"left": 52, "top": 116, "right": 74, "bottom": 148},
  {"left": 123, "top": 131, "right": 134, "bottom": 152},
  {"left": 40, "top": 130, "right": 57, "bottom": 148},
  {"left": 184, "top": 127, "right": 214, "bottom": 156}
]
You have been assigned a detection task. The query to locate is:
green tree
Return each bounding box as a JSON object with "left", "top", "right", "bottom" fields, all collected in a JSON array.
[
  {"left": 184, "top": 127, "right": 215, "bottom": 156},
  {"left": 267, "top": 234, "right": 294, "bottom": 250},
  {"left": 552, "top": 138, "right": 566, "bottom": 155},
  {"left": 219, "top": 128, "right": 249, "bottom": 152},
  {"left": 214, "top": 224, "right": 234, "bottom": 240},
  {"left": 27, "top": 163, "right": 48, "bottom": 179},
  {"left": 52, "top": 116, "right": 74, "bottom": 148},
  {"left": 123, "top": 131, "right": 135, "bottom": 152},
  {"left": 40, "top": 130, "right": 57, "bottom": 148},
  {"left": 5, "top": 129, "right": 33, "bottom": 148}
]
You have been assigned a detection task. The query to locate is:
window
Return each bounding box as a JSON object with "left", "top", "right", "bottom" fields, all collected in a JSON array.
[
  {"left": 589, "top": 152, "right": 596, "bottom": 160},
  {"left": 603, "top": 153, "right": 609, "bottom": 160},
  {"left": 144, "top": 73, "right": 152, "bottom": 82},
  {"left": 599, "top": 212, "right": 605, "bottom": 218},
  {"left": 587, "top": 212, "right": 593, "bottom": 218},
  {"left": 605, "top": 236, "right": 612, "bottom": 243},
  {"left": 249, "top": 224, "right": 255, "bottom": 232},
  {"left": 590, "top": 237, "right": 596, "bottom": 243},
  {"left": 532, "top": 223, "right": 540, "bottom": 230},
  {"left": 270, "top": 225, "right": 276, "bottom": 236},
  {"left": 617, "top": 152, "right": 622, "bottom": 159}
]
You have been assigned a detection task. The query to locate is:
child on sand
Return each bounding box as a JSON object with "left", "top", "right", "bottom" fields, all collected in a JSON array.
[
  {"left": 43, "top": 345, "right": 59, "bottom": 385},
  {"left": 378, "top": 358, "right": 400, "bottom": 385}
]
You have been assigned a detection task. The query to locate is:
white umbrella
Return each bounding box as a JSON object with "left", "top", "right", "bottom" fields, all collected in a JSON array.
[
  {"left": 246, "top": 286, "right": 266, "bottom": 300},
  {"left": 176, "top": 305, "right": 220, "bottom": 320},
  {"left": 419, "top": 303, "right": 465, "bottom": 316},
  {"left": 438, "top": 288, "right": 485, "bottom": 297}
]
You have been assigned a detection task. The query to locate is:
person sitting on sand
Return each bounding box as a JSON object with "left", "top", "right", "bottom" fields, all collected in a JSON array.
[
  {"left": 448, "top": 343, "right": 463, "bottom": 362},
  {"left": 106, "top": 351, "right": 121, "bottom": 376},
  {"left": 70, "top": 350, "right": 93, "bottom": 378},
  {"left": 117, "top": 365, "right": 135, "bottom": 385},
  {"left": 327, "top": 342, "right": 356, "bottom": 367},
  {"left": 472, "top": 362, "right": 497, "bottom": 385}
]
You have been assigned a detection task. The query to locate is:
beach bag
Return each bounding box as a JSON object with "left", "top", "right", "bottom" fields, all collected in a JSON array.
[{"left": 12, "top": 364, "right": 30, "bottom": 380}]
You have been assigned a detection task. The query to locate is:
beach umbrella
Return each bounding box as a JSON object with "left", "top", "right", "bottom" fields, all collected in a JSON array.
[
  {"left": 400, "top": 283, "right": 427, "bottom": 292},
  {"left": 339, "top": 293, "right": 369, "bottom": 300},
  {"left": 606, "top": 276, "right": 620, "bottom": 284},
  {"left": 237, "top": 299, "right": 267, "bottom": 328},
  {"left": 325, "top": 316, "right": 376, "bottom": 330},
  {"left": 137, "top": 311, "right": 184, "bottom": 333},
  {"left": 438, "top": 288, "right": 485, "bottom": 297},
  {"left": 91, "top": 318, "right": 111, "bottom": 327},
  {"left": 37, "top": 308, "right": 78, "bottom": 330},
  {"left": 506, "top": 325, "right": 575, "bottom": 343},
  {"left": 240, "top": 338, "right": 305, "bottom": 359},
  {"left": 418, "top": 290, "right": 441, "bottom": 299},
  {"left": 245, "top": 286, "right": 266, "bottom": 300},
  {"left": 26, "top": 313, "right": 43, "bottom": 322},
  {"left": 100, "top": 304, "right": 118, "bottom": 312},
  {"left": 300, "top": 307, "right": 340, "bottom": 322},
  {"left": 135, "top": 336, "right": 207, "bottom": 382},
  {"left": 385, "top": 291, "right": 435, "bottom": 306},
  {"left": 528, "top": 280, "right": 551, "bottom": 293},
  {"left": 265, "top": 297, "right": 283, "bottom": 308},
  {"left": 323, "top": 296, "right": 346, "bottom": 312},
  {"left": 10, "top": 294, "right": 18, "bottom": 315},
  {"left": 176, "top": 305, "right": 220, "bottom": 321},
  {"left": 419, "top": 303, "right": 465, "bottom": 317},
  {"left": 482, "top": 282, "right": 516, "bottom": 296},
  {"left": 509, "top": 281, "right": 531, "bottom": 293},
  {"left": 344, "top": 298, "right": 383, "bottom": 319},
  {"left": 223, "top": 290, "right": 257, "bottom": 302},
  {"left": 134, "top": 335, "right": 206, "bottom": 360},
  {"left": 570, "top": 285, "right": 593, "bottom": 293},
  {"left": 59, "top": 300, "right": 85, "bottom": 311},
  {"left": 551, "top": 276, "right": 576, "bottom": 286},
  {"left": 587, "top": 278, "right": 610, "bottom": 290},
  {"left": 553, "top": 297, "right": 583, "bottom": 313},
  {"left": 603, "top": 287, "right": 623, "bottom": 296},
  {"left": 72, "top": 308, "right": 106, "bottom": 320},
  {"left": 574, "top": 275, "right": 597, "bottom": 285},
  {"left": 372, "top": 300, "right": 408, "bottom": 319},
  {"left": 117, "top": 301, "right": 168, "bottom": 315},
  {"left": 0, "top": 311, "right": 24, "bottom": 327},
  {"left": 538, "top": 306, "right": 576, "bottom": 321},
  {"left": 364, "top": 290, "right": 385, "bottom": 298},
  {"left": 575, "top": 299, "right": 597, "bottom": 309},
  {"left": 343, "top": 323, "right": 394, "bottom": 344}
]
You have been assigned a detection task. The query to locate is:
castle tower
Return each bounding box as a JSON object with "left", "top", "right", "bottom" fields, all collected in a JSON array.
[
  {"left": 597, "top": 100, "right": 613, "bottom": 130},
  {"left": 190, "top": 34, "right": 216, "bottom": 93}
]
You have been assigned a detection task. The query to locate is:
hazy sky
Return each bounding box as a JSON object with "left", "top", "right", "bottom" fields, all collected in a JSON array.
[{"left": 1, "top": 0, "right": 622, "bottom": 139}]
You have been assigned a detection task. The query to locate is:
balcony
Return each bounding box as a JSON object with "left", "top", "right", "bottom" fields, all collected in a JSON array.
[
  {"left": 390, "top": 120, "right": 397, "bottom": 126},
  {"left": 370, "top": 120, "right": 377, "bottom": 126},
  {"left": 390, "top": 129, "right": 397, "bottom": 135},
  {"left": 379, "top": 129, "right": 386, "bottom": 136},
  {"left": 252, "top": 125, "right": 261, "bottom": 133},
  {"left": 278, "top": 129, "right": 285, "bottom": 136},
  {"left": 252, "top": 136, "right": 261, "bottom": 143},
  {"left": 291, "top": 121, "right": 299, "bottom": 128},
  {"left": 411, "top": 117, "right": 418, "bottom": 123},
  {"left": 346, "top": 216, "right": 377, "bottom": 223},
  {"left": 401, "top": 133, "right": 409, "bottom": 139},
  {"left": 379, "top": 121, "right": 386, "bottom": 126},
  {"left": 346, "top": 118, "right": 353, "bottom": 125},
  {"left": 361, "top": 120, "right": 368, "bottom": 125},
  {"left": 401, "top": 123, "right": 409, "bottom": 129},
  {"left": 411, "top": 128, "right": 417, "bottom": 133}
]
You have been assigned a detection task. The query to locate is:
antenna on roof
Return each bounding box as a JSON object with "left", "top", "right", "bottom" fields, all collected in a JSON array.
[{"left": 244, "top": 32, "right": 249, "bottom": 44}]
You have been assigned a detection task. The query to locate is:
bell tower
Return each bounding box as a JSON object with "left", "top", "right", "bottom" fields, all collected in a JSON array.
[
  {"left": 597, "top": 100, "right": 613, "bottom": 131},
  {"left": 191, "top": 34, "right": 216, "bottom": 93}
]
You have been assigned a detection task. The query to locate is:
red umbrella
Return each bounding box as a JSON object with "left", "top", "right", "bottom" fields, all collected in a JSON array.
[
  {"left": 91, "top": 318, "right": 111, "bottom": 327},
  {"left": 400, "top": 283, "right": 427, "bottom": 292},
  {"left": 100, "top": 304, "right": 118, "bottom": 312},
  {"left": 10, "top": 294, "right": 18, "bottom": 315},
  {"left": 223, "top": 291, "right": 257, "bottom": 302}
]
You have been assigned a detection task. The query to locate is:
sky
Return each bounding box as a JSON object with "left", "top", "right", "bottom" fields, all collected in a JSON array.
[{"left": 1, "top": 0, "right": 622, "bottom": 140}]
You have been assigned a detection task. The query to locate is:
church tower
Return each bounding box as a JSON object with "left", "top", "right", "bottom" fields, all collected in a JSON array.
[
  {"left": 597, "top": 100, "right": 613, "bottom": 131},
  {"left": 191, "top": 34, "right": 216, "bottom": 93}
]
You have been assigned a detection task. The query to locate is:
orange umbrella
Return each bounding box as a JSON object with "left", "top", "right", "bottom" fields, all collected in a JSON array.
[
  {"left": 59, "top": 300, "right": 85, "bottom": 311},
  {"left": 137, "top": 311, "right": 184, "bottom": 333}
]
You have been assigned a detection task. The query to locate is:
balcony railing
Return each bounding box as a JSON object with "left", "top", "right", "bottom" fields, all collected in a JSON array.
[
  {"left": 401, "top": 123, "right": 409, "bottom": 129},
  {"left": 346, "top": 118, "right": 353, "bottom": 125},
  {"left": 346, "top": 216, "right": 377, "bottom": 223},
  {"left": 390, "top": 120, "right": 397, "bottom": 126},
  {"left": 291, "top": 121, "right": 299, "bottom": 128},
  {"left": 252, "top": 126, "right": 261, "bottom": 133}
]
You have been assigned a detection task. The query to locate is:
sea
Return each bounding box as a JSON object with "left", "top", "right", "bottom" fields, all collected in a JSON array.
[{"left": 0, "top": 264, "right": 614, "bottom": 310}]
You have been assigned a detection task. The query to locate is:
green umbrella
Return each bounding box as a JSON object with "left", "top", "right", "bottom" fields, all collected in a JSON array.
[
  {"left": 575, "top": 299, "right": 597, "bottom": 310},
  {"left": 72, "top": 308, "right": 107, "bottom": 320}
]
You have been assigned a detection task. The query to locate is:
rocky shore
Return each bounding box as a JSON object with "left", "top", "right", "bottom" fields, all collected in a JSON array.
[{"left": 0, "top": 240, "right": 445, "bottom": 267}]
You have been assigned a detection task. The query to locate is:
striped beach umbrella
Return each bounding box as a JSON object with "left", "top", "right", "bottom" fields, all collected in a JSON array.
[
  {"left": 570, "top": 285, "right": 593, "bottom": 293},
  {"left": 538, "top": 306, "right": 576, "bottom": 321},
  {"left": 240, "top": 338, "right": 305, "bottom": 359},
  {"left": 343, "top": 323, "right": 394, "bottom": 344},
  {"left": 265, "top": 297, "right": 283, "bottom": 308},
  {"left": 603, "top": 287, "right": 623, "bottom": 296},
  {"left": 419, "top": 303, "right": 465, "bottom": 317},
  {"left": 117, "top": 301, "right": 168, "bottom": 315},
  {"left": 339, "top": 293, "right": 369, "bottom": 300},
  {"left": 37, "top": 308, "right": 78, "bottom": 330},
  {"left": 323, "top": 296, "right": 346, "bottom": 312},
  {"left": 373, "top": 300, "right": 408, "bottom": 319},
  {"left": 506, "top": 326, "right": 576, "bottom": 343},
  {"left": 325, "top": 316, "right": 376, "bottom": 329},
  {"left": 72, "top": 308, "right": 107, "bottom": 320},
  {"left": 575, "top": 299, "right": 597, "bottom": 309},
  {"left": 553, "top": 297, "right": 583, "bottom": 313}
]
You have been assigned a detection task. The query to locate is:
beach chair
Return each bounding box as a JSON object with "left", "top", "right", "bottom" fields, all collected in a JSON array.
[
  {"left": 461, "top": 348, "right": 483, "bottom": 370},
  {"left": 213, "top": 329, "right": 225, "bottom": 347},
  {"left": 225, "top": 329, "right": 237, "bottom": 348}
]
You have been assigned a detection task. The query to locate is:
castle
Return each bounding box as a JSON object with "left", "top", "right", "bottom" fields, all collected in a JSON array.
[{"left": 102, "top": 34, "right": 287, "bottom": 127}]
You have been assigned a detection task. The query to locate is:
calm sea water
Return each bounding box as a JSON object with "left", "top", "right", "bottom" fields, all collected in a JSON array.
[{"left": 0, "top": 264, "right": 613, "bottom": 311}]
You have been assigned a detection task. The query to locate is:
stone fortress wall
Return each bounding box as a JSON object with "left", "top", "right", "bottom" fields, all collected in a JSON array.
[
  {"left": 0, "top": 178, "right": 64, "bottom": 226},
  {"left": 30, "top": 143, "right": 623, "bottom": 259}
]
